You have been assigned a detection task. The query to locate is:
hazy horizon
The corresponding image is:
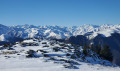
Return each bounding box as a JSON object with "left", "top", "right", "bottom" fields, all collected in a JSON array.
[{"left": 1, "top": 23, "right": 120, "bottom": 27}]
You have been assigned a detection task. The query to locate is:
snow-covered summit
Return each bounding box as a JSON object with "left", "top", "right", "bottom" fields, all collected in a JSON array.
[{"left": 0, "top": 24, "right": 120, "bottom": 41}]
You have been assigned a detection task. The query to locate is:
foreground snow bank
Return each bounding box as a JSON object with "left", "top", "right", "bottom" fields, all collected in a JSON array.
[{"left": 0, "top": 57, "right": 120, "bottom": 71}]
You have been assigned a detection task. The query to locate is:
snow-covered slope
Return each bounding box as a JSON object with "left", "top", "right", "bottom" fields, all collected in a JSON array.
[
  {"left": 1, "top": 24, "right": 120, "bottom": 41},
  {"left": 0, "top": 38, "right": 119, "bottom": 71}
]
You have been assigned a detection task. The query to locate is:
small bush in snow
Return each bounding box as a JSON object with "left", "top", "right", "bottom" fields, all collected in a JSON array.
[
  {"left": 26, "top": 50, "right": 37, "bottom": 58},
  {"left": 7, "top": 47, "right": 14, "bottom": 50},
  {"left": 43, "top": 45, "right": 49, "bottom": 47},
  {"left": 53, "top": 47, "right": 60, "bottom": 52},
  {"left": 37, "top": 50, "right": 48, "bottom": 53},
  {"left": 50, "top": 42, "right": 55, "bottom": 46},
  {"left": 71, "top": 54, "right": 77, "bottom": 59},
  {"left": 66, "top": 53, "right": 71, "bottom": 56},
  {"left": 3, "top": 43, "right": 13, "bottom": 48},
  {"left": 42, "top": 42, "right": 47, "bottom": 44},
  {"left": 49, "top": 57, "right": 56, "bottom": 60},
  {"left": 2, "top": 51, "right": 18, "bottom": 55},
  {"left": 63, "top": 64, "right": 79, "bottom": 69},
  {"left": 20, "top": 42, "right": 39, "bottom": 47},
  {"left": 42, "top": 53, "right": 49, "bottom": 57},
  {"left": 59, "top": 43, "right": 65, "bottom": 46}
]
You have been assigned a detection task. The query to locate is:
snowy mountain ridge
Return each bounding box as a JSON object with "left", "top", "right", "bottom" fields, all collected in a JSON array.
[{"left": 0, "top": 24, "right": 120, "bottom": 41}]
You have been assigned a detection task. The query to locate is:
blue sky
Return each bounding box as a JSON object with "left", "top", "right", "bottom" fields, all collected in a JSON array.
[{"left": 0, "top": 0, "right": 120, "bottom": 26}]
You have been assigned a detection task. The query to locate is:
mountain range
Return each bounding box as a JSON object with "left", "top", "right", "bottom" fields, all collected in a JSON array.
[
  {"left": 1, "top": 24, "right": 120, "bottom": 41},
  {"left": 1, "top": 24, "right": 120, "bottom": 65}
]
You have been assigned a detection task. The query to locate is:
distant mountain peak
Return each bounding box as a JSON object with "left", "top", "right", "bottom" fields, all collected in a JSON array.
[{"left": 0, "top": 24, "right": 120, "bottom": 41}]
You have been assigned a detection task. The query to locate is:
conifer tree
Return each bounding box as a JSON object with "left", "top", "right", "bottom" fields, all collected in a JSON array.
[
  {"left": 100, "top": 45, "right": 113, "bottom": 61},
  {"left": 94, "top": 45, "right": 101, "bottom": 54},
  {"left": 83, "top": 44, "right": 90, "bottom": 56}
]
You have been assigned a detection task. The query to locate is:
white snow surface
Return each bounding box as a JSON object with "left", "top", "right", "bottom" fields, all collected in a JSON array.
[
  {"left": 0, "top": 39, "right": 120, "bottom": 71},
  {"left": 0, "top": 58, "right": 120, "bottom": 71},
  {"left": 1, "top": 24, "right": 120, "bottom": 41},
  {"left": 0, "top": 34, "right": 6, "bottom": 41}
]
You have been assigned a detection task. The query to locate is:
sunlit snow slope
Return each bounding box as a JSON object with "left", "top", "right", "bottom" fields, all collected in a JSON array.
[
  {"left": 0, "top": 38, "right": 120, "bottom": 71},
  {"left": 0, "top": 24, "right": 120, "bottom": 41}
]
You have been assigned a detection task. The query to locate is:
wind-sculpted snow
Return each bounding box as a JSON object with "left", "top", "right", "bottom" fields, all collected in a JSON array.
[{"left": 0, "top": 24, "right": 120, "bottom": 41}]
